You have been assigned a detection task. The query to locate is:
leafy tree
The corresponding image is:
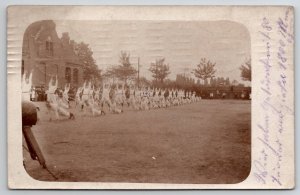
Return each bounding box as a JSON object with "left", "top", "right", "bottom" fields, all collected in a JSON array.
[
  {"left": 204, "top": 78, "right": 209, "bottom": 86},
  {"left": 210, "top": 77, "right": 216, "bottom": 86},
  {"left": 104, "top": 51, "right": 137, "bottom": 83},
  {"left": 74, "top": 42, "right": 101, "bottom": 81},
  {"left": 216, "top": 77, "right": 226, "bottom": 86},
  {"left": 119, "top": 51, "right": 131, "bottom": 67},
  {"left": 225, "top": 77, "right": 230, "bottom": 86},
  {"left": 149, "top": 58, "right": 170, "bottom": 83},
  {"left": 193, "top": 58, "right": 217, "bottom": 84},
  {"left": 232, "top": 79, "right": 239, "bottom": 86},
  {"left": 117, "top": 51, "right": 137, "bottom": 82},
  {"left": 175, "top": 74, "right": 195, "bottom": 90},
  {"left": 240, "top": 58, "right": 251, "bottom": 81}
]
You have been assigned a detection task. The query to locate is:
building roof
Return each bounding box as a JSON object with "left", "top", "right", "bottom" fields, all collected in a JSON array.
[{"left": 22, "top": 20, "right": 82, "bottom": 66}]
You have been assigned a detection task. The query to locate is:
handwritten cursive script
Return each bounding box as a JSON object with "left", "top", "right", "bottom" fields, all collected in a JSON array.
[{"left": 254, "top": 7, "right": 294, "bottom": 187}]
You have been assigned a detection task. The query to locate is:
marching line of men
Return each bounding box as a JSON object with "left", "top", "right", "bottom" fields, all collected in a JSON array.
[
  {"left": 73, "top": 81, "right": 202, "bottom": 116},
  {"left": 22, "top": 72, "right": 201, "bottom": 121}
]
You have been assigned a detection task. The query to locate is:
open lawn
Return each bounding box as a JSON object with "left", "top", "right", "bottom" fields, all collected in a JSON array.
[{"left": 24, "top": 99, "right": 251, "bottom": 184}]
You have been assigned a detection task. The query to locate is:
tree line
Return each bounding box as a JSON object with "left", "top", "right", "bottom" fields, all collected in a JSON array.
[{"left": 75, "top": 42, "right": 251, "bottom": 88}]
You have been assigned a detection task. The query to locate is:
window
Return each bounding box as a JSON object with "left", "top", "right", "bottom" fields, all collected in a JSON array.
[
  {"left": 73, "top": 68, "right": 78, "bottom": 84},
  {"left": 65, "top": 67, "right": 71, "bottom": 83},
  {"left": 49, "top": 42, "right": 54, "bottom": 56},
  {"left": 53, "top": 64, "right": 59, "bottom": 76},
  {"left": 45, "top": 36, "right": 54, "bottom": 56},
  {"left": 38, "top": 62, "right": 46, "bottom": 85}
]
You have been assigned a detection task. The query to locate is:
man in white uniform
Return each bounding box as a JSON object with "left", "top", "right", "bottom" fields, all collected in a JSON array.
[{"left": 46, "top": 76, "right": 74, "bottom": 120}]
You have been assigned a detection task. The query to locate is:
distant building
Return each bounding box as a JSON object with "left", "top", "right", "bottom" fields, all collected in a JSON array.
[
  {"left": 197, "top": 86, "right": 251, "bottom": 100},
  {"left": 22, "top": 20, "right": 84, "bottom": 89}
]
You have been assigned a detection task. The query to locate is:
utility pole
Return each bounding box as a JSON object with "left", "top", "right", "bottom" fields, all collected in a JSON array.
[
  {"left": 45, "top": 64, "right": 47, "bottom": 86},
  {"left": 137, "top": 57, "right": 140, "bottom": 87}
]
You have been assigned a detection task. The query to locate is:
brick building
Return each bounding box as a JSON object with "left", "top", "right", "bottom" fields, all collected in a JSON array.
[{"left": 22, "top": 20, "right": 84, "bottom": 89}]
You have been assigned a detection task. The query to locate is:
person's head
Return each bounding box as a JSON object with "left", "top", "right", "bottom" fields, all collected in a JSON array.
[{"left": 54, "top": 89, "right": 59, "bottom": 95}]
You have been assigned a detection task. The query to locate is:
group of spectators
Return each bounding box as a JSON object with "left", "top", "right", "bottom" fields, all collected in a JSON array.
[{"left": 29, "top": 86, "right": 47, "bottom": 101}]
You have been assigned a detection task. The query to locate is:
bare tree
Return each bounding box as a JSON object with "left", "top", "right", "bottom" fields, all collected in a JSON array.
[
  {"left": 193, "top": 58, "right": 217, "bottom": 84},
  {"left": 240, "top": 58, "right": 251, "bottom": 81},
  {"left": 149, "top": 58, "right": 170, "bottom": 83}
]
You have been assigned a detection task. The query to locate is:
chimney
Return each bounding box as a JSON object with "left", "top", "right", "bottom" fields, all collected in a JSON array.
[
  {"left": 61, "top": 32, "right": 70, "bottom": 47},
  {"left": 70, "top": 40, "right": 75, "bottom": 49}
]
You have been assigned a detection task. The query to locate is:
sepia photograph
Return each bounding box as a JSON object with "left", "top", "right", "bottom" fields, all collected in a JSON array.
[
  {"left": 21, "top": 19, "right": 251, "bottom": 184},
  {"left": 5, "top": 4, "right": 295, "bottom": 189}
]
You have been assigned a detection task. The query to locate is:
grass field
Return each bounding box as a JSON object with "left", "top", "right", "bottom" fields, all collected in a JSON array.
[{"left": 23, "top": 99, "right": 251, "bottom": 184}]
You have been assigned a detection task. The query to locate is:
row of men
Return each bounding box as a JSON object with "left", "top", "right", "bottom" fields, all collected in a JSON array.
[
  {"left": 22, "top": 72, "right": 201, "bottom": 120},
  {"left": 74, "top": 81, "right": 201, "bottom": 114}
]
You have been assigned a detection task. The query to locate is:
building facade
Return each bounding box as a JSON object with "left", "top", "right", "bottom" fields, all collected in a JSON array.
[{"left": 22, "top": 20, "right": 84, "bottom": 89}]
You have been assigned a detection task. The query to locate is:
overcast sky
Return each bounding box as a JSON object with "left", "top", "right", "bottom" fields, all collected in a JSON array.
[{"left": 55, "top": 20, "right": 251, "bottom": 84}]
